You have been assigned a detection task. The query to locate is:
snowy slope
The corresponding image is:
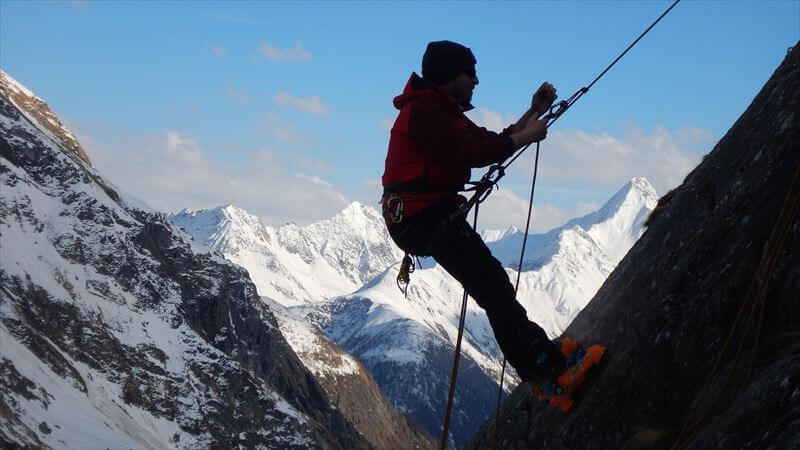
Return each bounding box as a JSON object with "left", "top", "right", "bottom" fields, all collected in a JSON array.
[
  {"left": 266, "top": 298, "right": 437, "bottom": 449},
  {"left": 487, "top": 177, "right": 659, "bottom": 334},
  {"left": 170, "top": 202, "right": 403, "bottom": 307},
  {"left": 0, "top": 71, "right": 377, "bottom": 449}
]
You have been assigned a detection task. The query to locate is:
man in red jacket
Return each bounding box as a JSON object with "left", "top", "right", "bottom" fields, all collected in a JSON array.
[{"left": 381, "top": 40, "right": 595, "bottom": 405}]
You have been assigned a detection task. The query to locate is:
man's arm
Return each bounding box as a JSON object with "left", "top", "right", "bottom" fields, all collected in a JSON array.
[{"left": 508, "top": 107, "right": 540, "bottom": 135}]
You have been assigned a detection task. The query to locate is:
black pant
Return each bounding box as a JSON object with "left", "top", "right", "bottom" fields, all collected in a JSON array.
[{"left": 387, "top": 202, "right": 565, "bottom": 382}]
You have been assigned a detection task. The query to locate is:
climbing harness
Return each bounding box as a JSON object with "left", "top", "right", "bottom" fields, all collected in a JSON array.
[{"left": 433, "top": 1, "right": 684, "bottom": 448}]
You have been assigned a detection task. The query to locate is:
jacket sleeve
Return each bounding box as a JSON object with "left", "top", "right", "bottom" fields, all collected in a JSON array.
[{"left": 407, "top": 97, "right": 515, "bottom": 168}]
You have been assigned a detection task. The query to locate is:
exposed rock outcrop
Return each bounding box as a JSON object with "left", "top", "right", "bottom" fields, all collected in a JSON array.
[{"left": 468, "top": 44, "right": 799, "bottom": 449}]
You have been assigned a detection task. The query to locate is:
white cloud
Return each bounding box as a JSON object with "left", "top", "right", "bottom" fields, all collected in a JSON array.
[
  {"left": 258, "top": 42, "right": 311, "bottom": 62},
  {"left": 465, "top": 108, "right": 711, "bottom": 197},
  {"left": 445, "top": 125, "right": 710, "bottom": 232},
  {"left": 257, "top": 110, "right": 312, "bottom": 147},
  {"left": 293, "top": 155, "right": 332, "bottom": 172},
  {"left": 466, "top": 107, "right": 517, "bottom": 132},
  {"left": 84, "top": 131, "right": 348, "bottom": 226},
  {"left": 207, "top": 44, "right": 226, "bottom": 57},
  {"left": 293, "top": 173, "right": 335, "bottom": 188},
  {"left": 513, "top": 125, "right": 713, "bottom": 195},
  {"left": 473, "top": 187, "right": 593, "bottom": 233},
  {"left": 356, "top": 178, "right": 383, "bottom": 206},
  {"left": 361, "top": 178, "right": 382, "bottom": 190},
  {"left": 274, "top": 91, "right": 329, "bottom": 116}
]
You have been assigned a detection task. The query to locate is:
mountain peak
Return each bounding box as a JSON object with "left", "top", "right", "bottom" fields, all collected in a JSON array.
[
  {"left": 481, "top": 226, "right": 519, "bottom": 243},
  {"left": 0, "top": 70, "right": 37, "bottom": 99},
  {"left": 339, "top": 200, "right": 375, "bottom": 218},
  {"left": 597, "top": 177, "right": 658, "bottom": 220},
  {"left": 322, "top": 201, "right": 384, "bottom": 230},
  {"left": 218, "top": 203, "right": 255, "bottom": 220},
  {"left": 629, "top": 176, "right": 657, "bottom": 197},
  {"left": 0, "top": 70, "right": 92, "bottom": 166}
]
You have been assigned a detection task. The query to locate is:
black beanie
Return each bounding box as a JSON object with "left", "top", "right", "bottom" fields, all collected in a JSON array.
[{"left": 421, "top": 40, "right": 476, "bottom": 85}]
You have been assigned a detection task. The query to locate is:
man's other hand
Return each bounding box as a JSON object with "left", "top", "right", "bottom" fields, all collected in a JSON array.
[
  {"left": 531, "top": 82, "right": 557, "bottom": 117},
  {"left": 524, "top": 117, "right": 548, "bottom": 143}
]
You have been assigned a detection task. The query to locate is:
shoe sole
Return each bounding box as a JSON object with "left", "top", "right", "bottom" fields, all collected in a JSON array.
[{"left": 533, "top": 344, "right": 606, "bottom": 412}]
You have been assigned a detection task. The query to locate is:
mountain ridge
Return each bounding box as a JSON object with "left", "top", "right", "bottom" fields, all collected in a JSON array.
[
  {"left": 176, "top": 176, "right": 657, "bottom": 446},
  {"left": 0, "top": 70, "right": 434, "bottom": 449}
]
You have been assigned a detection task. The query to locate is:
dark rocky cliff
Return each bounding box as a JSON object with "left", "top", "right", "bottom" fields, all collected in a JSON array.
[
  {"left": 468, "top": 44, "right": 799, "bottom": 449},
  {"left": 0, "top": 71, "right": 433, "bottom": 448}
]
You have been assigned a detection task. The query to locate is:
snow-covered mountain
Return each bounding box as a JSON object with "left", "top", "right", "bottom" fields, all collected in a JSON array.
[
  {"left": 0, "top": 70, "right": 433, "bottom": 449},
  {"left": 487, "top": 176, "right": 658, "bottom": 335},
  {"left": 266, "top": 298, "right": 436, "bottom": 449},
  {"left": 170, "top": 202, "right": 403, "bottom": 307},
  {"left": 303, "top": 178, "right": 656, "bottom": 446},
  {"left": 174, "top": 177, "right": 657, "bottom": 446}
]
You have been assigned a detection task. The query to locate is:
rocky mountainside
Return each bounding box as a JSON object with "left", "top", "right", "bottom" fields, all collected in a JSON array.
[
  {"left": 467, "top": 45, "right": 800, "bottom": 449},
  {"left": 0, "top": 71, "right": 433, "bottom": 449},
  {"left": 266, "top": 298, "right": 436, "bottom": 449},
  {"left": 174, "top": 176, "right": 656, "bottom": 446},
  {"left": 0, "top": 70, "right": 91, "bottom": 166}
]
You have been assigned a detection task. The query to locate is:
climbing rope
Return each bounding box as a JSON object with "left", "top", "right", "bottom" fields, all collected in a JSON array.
[
  {"left": 435, "top": 1, "right": 683, "bottom": 448},
  {"left": 439, "top": 204, "right": 480, "bottom": 450},
  {"left": 671, "top": 166, "right": 800, "bottom": 449}
]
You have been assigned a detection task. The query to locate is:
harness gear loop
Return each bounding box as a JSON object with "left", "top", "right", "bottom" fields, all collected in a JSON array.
[
  {"left": 396, "top": 253, "right": 416, "bottom": 297},
  {"left": 383, "top": 193, "right": 404, "bottom": 223}
]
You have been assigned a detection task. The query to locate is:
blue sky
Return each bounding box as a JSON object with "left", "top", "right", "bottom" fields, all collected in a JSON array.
[{"left": 2, "top": 1, "right": 797, "bottom": 231}]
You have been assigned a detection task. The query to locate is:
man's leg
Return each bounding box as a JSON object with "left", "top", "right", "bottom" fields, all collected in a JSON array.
[{"left": 429, "top": 218, "right": 565, "bottom": 381}]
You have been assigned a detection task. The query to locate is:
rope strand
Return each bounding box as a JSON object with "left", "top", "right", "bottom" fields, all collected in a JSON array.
[
  {"left": 438, "top": 2, "right": 683, "bottom": 446},
  {"left": 439, "top": 204, "right": 481, "bottom": 450},
  {"left": 492, "top": 142, "right": 542, "bottom": 450}
]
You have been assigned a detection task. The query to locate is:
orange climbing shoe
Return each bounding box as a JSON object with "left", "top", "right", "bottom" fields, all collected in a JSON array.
[
  {"left": 532, "top": 343, "right": 605, "bottom": 412},
  {"left": 555, "top": 336, "right": 578, "bottom": 357}
]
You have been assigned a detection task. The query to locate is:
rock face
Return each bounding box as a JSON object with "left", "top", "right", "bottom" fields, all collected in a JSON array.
[
  {"left": 0, "top": 71, "right": 434, "bottom": 449},
  {"left": 467, "top": 45, "right": 800, "bottom": 449},
  {"left": 0, "top": 70, "right": 91, "bottom": 166}
]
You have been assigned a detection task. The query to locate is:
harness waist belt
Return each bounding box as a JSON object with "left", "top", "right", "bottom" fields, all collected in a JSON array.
[{"left": 383, "top": 179, "right": 463, "bottom": 195}]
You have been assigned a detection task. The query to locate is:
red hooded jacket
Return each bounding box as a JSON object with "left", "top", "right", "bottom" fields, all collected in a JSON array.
[{"left": 381, "top": 73, "right": 515, "bottom": 222}]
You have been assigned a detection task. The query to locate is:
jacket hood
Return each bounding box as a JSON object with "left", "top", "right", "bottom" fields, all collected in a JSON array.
[{"left": 393, "top": 72, "right": 474, "bottom": 112}]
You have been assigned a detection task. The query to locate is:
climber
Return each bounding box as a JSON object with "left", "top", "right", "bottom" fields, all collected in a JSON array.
[{"left": 380, "top": 40, "right": 603, "bottom": 410}]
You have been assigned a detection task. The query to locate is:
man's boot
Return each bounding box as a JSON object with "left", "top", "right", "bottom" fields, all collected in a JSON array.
[{"left": 531, "top": 337, "right": 605, "bottom": 412}]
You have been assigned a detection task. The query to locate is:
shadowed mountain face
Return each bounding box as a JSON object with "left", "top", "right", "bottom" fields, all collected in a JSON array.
[
  {"left": 0, "top": 71, "right": 435, "bottom": 449},
  {"left": 0, "top": 70, "right": 368, "bottom": 449},
  {"left": 468, "top": 45, "right": 800, "bottom": 449}
]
